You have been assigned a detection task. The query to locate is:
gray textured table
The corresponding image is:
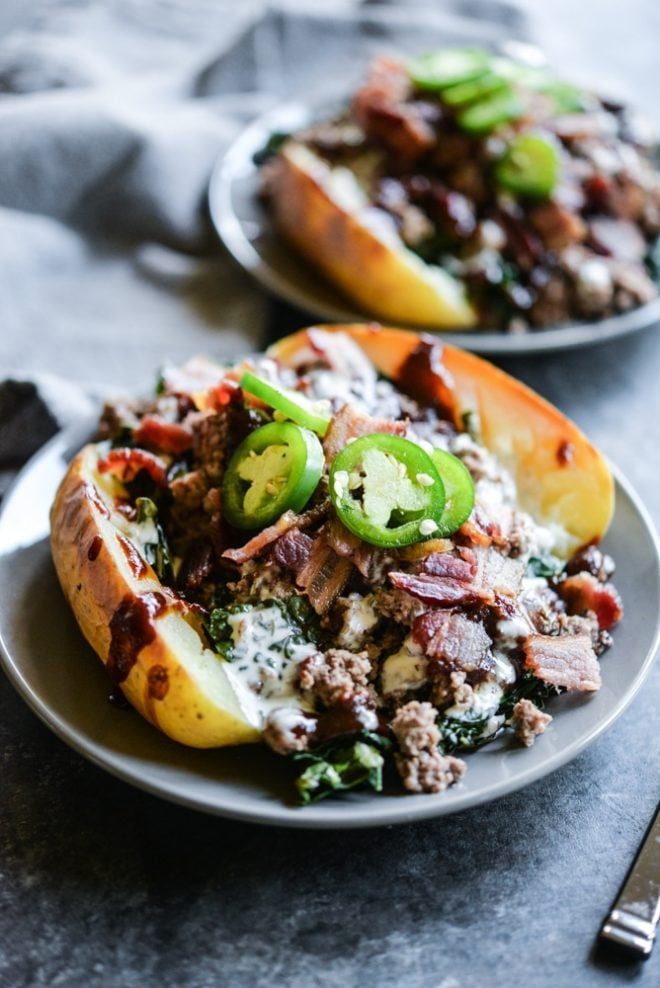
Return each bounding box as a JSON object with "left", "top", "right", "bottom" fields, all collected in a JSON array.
[{"left": 1, "top": 2, "right": 659, "bottom": 987}]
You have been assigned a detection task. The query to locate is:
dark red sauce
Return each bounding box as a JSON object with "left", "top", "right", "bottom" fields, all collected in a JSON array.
[
  {"left": 85, "top": 482, "right": 110, "bottom": 518},
  {"left": 87, "top": 535, "right": 103, "bottom": 561},
  {"left": 147, "top": 664, "right": 170, "bottom": 701},
  {"left": 116, "top": 534, "right": 148, "bottom": 579},
  {"left": 556, "top": 440, "right": 575, "bottom": 466},
  {"left": 396, "top": 337, "right": 458, "bottom": 425},
  {"left": 107, "top": 591, "right": 169, "bottom": 684}
]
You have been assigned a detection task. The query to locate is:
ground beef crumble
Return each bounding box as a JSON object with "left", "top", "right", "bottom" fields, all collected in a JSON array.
[
  {"left": 391, "top": 701, "right": 466, "bottom": 793},
  {"left": 511, "top": 699, "right": 553, "bottom": 747},
  {"left": 298, "top": 648, "right": 373, "bottom": 707}
]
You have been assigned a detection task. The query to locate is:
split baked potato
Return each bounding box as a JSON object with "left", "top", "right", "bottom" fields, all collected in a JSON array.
[{"left": 50, "top": 324, "right": 615, "bottom": 750}]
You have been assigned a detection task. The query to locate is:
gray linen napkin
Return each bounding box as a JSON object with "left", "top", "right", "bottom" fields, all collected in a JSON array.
[{"left": 0, "top": 0, "right": 528, "bottom": 498}]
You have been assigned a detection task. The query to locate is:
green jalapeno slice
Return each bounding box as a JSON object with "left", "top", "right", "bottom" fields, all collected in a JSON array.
[
  {"left": 222, "top": 422, "right": 323, "bottom": 530},
  {"left": 240, "top": 371, "right": 331, "bottom": 437},
  {"left": 430, "top": 449, "right": 476, "bottom": 536},
  {"left": 495, "top": 132, "right": 561, "bottom": 199},
  {"left": 329, "top": 434, "right": 446, "bottom": 548},
  {"left": 408, "top": 48, "right": 491, "bottom": 92}
]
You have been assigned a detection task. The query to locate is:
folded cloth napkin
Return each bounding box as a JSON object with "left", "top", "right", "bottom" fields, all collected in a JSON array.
[{"left": 0, "top": 0, "right": 528, "bottom": 499}]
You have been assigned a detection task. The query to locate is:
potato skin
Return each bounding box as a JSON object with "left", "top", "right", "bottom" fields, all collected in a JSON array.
[
  {"left": 270, "top": 324, "right": 614, "bottom": 554},
  {"left": 50, "top": 447, "right": 260, "bottom": 748},
  {"left": 270, "top": 143, "right": 476, "bottom": 329}
]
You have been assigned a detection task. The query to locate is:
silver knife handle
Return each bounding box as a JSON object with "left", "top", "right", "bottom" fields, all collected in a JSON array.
[{"left": 600, "top": 801, "right": 660, "bottom": 958}]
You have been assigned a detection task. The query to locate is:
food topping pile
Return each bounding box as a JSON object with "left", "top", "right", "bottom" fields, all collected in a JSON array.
[
  {"left": 97, "top": 330, "right": 622, "bottom": 801},
  {"left": 264, "top": 47, "right": 660, "bottom": 331}
]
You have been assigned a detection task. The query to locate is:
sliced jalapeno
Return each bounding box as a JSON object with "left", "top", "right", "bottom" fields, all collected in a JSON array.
[
  {"left": 222, "top": 422, "right": 323, "bottom": 530},
  {"left": 408, "top": 47, "right": 491, "bottom": 92},
  {"left": 457, "top": 88, "right": 523, "bottom": 134},
  {"left": 441, "top": 71, "right": 508, "bottom": 108},
  {"left": 495, "top": 132, "right": 560, "bottom": 199},
  {"left": 240, "top": 370, "right": 331, "bottom": 437},
  {"left": 430, "top": 449, "right": 476, "bottom": 536},
  {"left": 329, "top": 434, "right": 446, "bottom": 548}
]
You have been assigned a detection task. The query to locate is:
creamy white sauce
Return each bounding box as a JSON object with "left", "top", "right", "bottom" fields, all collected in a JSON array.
[
  {"left": 445, "top": 679, "right": 504, "bottom": 722},
  {"left": 225, "top": 605, "right": 317, "bottom": 720},
  {"left": 381, "top": 636, "right": 428, "bottom": 695},
  {"left": 337, "top": 594, "right": 378, "bottom": 649}
]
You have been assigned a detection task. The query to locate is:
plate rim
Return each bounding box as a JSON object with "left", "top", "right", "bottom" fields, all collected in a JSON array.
[
  {"left": 209, "top": 99, "right": 660, "bottom": 357},
  {"left": 0, "top": 431, "right": 659, "bottom": 829}
]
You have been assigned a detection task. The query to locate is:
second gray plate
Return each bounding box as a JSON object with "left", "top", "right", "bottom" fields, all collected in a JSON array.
[{"left": 209, "top": 101, "right": 660, "bottom": 356}]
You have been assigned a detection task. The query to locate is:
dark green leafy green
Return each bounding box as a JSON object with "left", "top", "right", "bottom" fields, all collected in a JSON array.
[
  {"left": 135, "top": 497, "right": 173, "bottom": 583},
  {"left": 253, "top": 130, "right": 291, "bottom": 166},
  {"left": 527, "top": 555, "right": 565, "bottom": 579},
  {"left": 436, "top": 710, "right": 499, "bottom": 754},
  {"left": 293, "top": 733, "right": 392, "bottom": 804},
  {"left": 498, "top": 670, "right": 560, "bottom": 718}
]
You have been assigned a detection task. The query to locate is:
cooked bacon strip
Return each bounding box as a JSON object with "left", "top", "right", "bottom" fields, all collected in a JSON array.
[
  {"left": 323, "top": 404, "right": 407, "bottom": 462},
  {"left": 392, "top": 545, "right": 523, "bottom": 609},
  {"left": 296, "top": 537, "right": 353, "bottom": 614},
  {"left": 133, "top": 415, "right": 193, "bottom": 455},
  {"left": 412, "top": 610, "right": 491, "bottom": 673},
  {"left": 322, "top": 515, "right": 390, "bottom": 580},
  {"left": 557, "top": 572, "right": 623, "bottom": 631},
  {"left": 469, "top": 546, "right": 525, "bottom": 599},
  {"left": 457, "top": 506, "right": 502, "bottom": 548},
  {"left": 97, "top": 448, "right": 168, "bottom": 488},
  {"left": 222, "top": 502, "right": 329, "bottom": 565},
  {"left": 222, "top": 511, "right": 300, "bottom": 564},
  {"left": 421, "top": 552, "right": 475, "bottom": 581},
  {"left": 522, "top": 633, "right": 601, "bottom": 691},
  {"left": 351, "top": 56, "right": 436, "bottom": 164},
  {"left": 272, "top": 529, "right": 314, "bottom": 572},
  {"left": 389, "top": 571, "right": 483, "bottom": 607}
]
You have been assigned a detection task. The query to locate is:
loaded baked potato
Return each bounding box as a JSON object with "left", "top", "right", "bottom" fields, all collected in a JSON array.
[
  {"left": 262, "top": 48, "right": 660, "bottom": 332},
  {"left": 50, "top": 325, "right": 622, "bottom": 801}
]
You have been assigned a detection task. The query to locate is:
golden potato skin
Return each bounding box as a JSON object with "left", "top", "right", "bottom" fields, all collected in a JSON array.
[
  {"left": 270, "top": 324, "right": 614, "bottom": 554},
  {"left": 50, "top": 447, "right": 260, "bottom": 748},
  {"left": 270, "top": 144, "right": 476, "bottom": 329}
]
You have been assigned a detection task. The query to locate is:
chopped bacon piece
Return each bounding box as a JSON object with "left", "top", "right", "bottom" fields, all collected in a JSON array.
[
  {"left": 272, "top": 529, "right": 314, "bottom": 572},
  {"left": 133, "top": 415, "right": 193, "bottom": 455},
  {"left": 421, "top": 552, "right": 475, "bottom": 581},
  {"left": 222, "top": 511, "right": 300, "bottom": 564},
  {"left": 391, "top": 546, "right": 522, "bottom": 610},
  {"left": 389, "top": 571, "right": 483, "bottom": 608},
  {"left": 323, "top": 403, "right": 407, "bottom": 462},
  {"left": 97, "top": 448, "right": 168, "bottom": 488},
  {"left": 222, "top": 502, "right": 329, "bottom": 565},
  {"left": 177, "top": 541, "right": 214, "bottom": 591},
  {"left": 323, "top": 515, "right": 390, "bottom": 580},
  {"left": 470, "top": 547, "right": 525, "bottom": 599},
  {"left": 530, "top": 201, "right": 587, "bottom": 250},
  {"left": 522, "top": 633, "right": 601, "bottom": 692},
  {"left": 457, "top": 506, "right": 503, "bottom": 548},
  {"left": 296, "top": 537, "right": 353, "bottom": 614},
  {"left": 557, "top": 572, "right": 623, "bottom": 631},
  {"left": 412, "top": 611, "right": 491, "bottom": 673},
  {"left": 159, "top": 357, "right": 225, "bottom": 397},
  {"left": 351, "top": 56, "right": 436, "bottom": 165},
  {"left": 565, "top": 544, "right": 615, "bottom": 582}
]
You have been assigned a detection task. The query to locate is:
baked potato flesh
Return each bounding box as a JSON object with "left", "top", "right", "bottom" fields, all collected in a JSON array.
[{"left": 50, "top": 446, "right": 261, "bottom": 748}]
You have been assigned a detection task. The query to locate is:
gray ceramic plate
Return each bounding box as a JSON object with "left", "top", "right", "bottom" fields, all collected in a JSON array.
[
  {"left": 1, "top": 425, "right": 659, "bottom": 829},
  {"left": 209, "top": 101, "right": 660, "bottom": 356}
]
